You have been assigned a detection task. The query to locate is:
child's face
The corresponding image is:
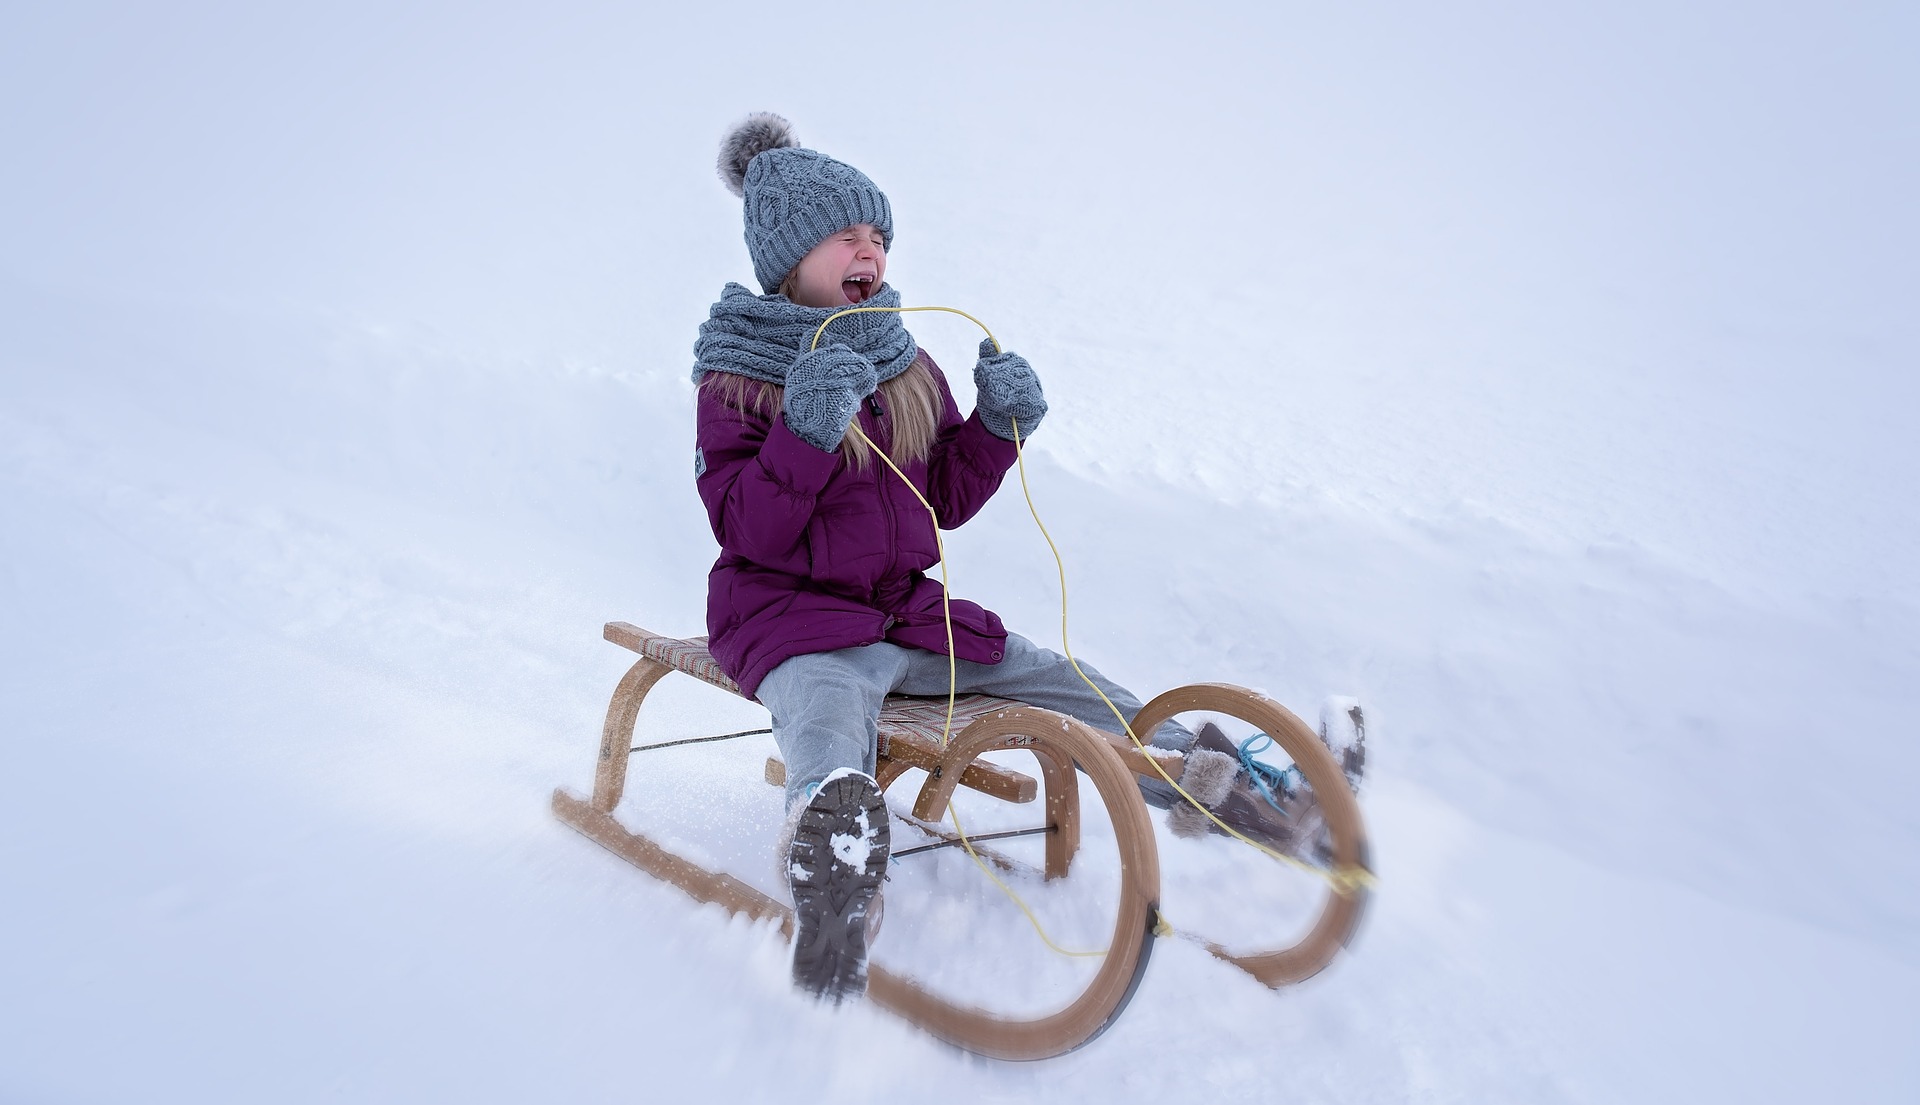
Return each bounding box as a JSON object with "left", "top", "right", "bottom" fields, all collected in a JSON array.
[{"left": 784, "top": 223, "right": 888, "bottom": 309}]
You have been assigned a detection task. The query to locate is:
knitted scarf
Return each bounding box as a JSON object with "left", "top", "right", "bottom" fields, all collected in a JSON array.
[{"left": 692, "top": 282, "right": 918, "bottom": 385}]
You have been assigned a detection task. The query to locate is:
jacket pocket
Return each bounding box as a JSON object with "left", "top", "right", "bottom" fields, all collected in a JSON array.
[
  {"left": 807, "top": 505, "right": 888, "bottom": 592},
  {"left": 891, "top": 484, "right": 942, "bottom": 573}
]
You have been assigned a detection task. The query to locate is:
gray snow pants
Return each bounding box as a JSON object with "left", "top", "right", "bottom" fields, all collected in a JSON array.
[{"left": 756, "top": 632, "right": 1193, "bottom": 810}]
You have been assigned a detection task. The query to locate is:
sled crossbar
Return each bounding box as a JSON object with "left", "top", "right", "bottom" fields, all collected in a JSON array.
[{"left": 892, "top": 824, "right": 1055, "bottom": 860}]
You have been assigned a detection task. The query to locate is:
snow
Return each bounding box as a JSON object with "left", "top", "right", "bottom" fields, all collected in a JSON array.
[{"left": 4, "top": 2, "right": 1917, "bottom": 1102}]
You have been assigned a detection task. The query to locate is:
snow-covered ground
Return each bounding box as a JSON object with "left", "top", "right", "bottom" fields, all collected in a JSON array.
[{"left": 4, "top": 4, "right": 1915, "bottom": 1102}]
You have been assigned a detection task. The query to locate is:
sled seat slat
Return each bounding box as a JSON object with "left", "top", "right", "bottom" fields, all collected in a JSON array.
[
  {"left": 605, "top": 621, "right": 741, "bottom": 695},
  {"left": 605, "top": 621, "right": 1037, "bottom": 804}
]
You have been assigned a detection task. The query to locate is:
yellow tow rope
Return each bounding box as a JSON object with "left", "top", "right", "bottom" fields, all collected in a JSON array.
[{"left": 810, "top": 305, "right": 1375, "bottom": 956}]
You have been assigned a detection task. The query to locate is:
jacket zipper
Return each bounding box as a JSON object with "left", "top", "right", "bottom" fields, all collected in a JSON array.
[{"left": 871, "top": 394, "right": 899, "bottom": 618}]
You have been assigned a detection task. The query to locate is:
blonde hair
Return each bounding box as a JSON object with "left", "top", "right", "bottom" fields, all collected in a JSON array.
[{"left": 703, "top": 353, "right": 943, "bottom": 471}]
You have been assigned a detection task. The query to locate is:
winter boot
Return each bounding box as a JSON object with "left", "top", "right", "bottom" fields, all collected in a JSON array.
[
  {"left": 785, "top": 768, "right": 890, "bottom": 1003},
  {"left": 1318, "top": 695, "right": 1367, "bottom": 792},
  {"left": 1167, "top": 701, "right": 1366, "bottom": 863}
]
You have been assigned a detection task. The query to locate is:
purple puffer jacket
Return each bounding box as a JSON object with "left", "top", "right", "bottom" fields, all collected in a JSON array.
[{"left": 695, "top": 353, "right": 1020, "bottom": 698}]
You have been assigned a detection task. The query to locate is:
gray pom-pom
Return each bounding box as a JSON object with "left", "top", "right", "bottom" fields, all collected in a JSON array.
[{"left": 717, "top": 112, "right": 800, "bottom": 197}]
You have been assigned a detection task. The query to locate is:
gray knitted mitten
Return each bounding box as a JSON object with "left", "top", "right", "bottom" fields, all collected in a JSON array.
[
  {"left": 783, "top": 344, "right": 879, "bottom": 452},
  {"left": 972, "top": 338, "right": 1047, "bottom": 441}
]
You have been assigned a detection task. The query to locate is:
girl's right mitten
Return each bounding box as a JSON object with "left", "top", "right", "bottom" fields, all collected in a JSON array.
[{"left": 783, "top": 343, "right": 879, "bottom": 452}]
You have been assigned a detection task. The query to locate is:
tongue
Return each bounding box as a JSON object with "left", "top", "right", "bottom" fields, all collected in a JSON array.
[{"left": 843, "top": 280, "right": 865, "bottom": 303}]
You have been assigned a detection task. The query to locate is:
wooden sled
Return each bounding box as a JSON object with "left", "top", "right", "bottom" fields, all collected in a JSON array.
[{"left": 551, "top": 622, "right": 1371, "bottom": 1060}]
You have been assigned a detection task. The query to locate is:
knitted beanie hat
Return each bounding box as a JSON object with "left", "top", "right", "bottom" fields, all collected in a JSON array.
[{"left": 717, "top": 113, "right": 893, "bottom": 294}]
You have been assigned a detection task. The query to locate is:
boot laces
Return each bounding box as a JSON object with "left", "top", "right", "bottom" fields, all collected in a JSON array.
[{"left": 1237, "top": 732, "right": 1308, "bottom": 813}]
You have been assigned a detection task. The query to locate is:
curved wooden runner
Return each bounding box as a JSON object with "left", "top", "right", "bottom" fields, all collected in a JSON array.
[
  {"left": 871, "top": 707, "right": 1160, "bottom": 1059},
  {"left": 1128, "top": 683, "right": 1372, "bottom": 986},
  {"left": 552, "top": 624, "right": 1162, "bottom": 1060}
]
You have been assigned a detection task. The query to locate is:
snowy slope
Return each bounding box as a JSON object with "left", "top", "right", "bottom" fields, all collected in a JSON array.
[{"left": 4, "top": 4, "right": 1917, "bottom": 1103}]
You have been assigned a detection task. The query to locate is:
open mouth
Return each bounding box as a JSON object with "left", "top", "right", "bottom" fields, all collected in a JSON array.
[{"left": 841, "top": 274, "right": 876, "bottom": 304}]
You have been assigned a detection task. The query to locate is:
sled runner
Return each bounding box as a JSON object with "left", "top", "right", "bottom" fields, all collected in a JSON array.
[{"left": 551, "top": 621, "right": 1372, "bottom": 1060}]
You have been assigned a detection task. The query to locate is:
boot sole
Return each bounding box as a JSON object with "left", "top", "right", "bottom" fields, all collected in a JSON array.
[{"left": 788, "top": 773, "right": 890, "bottom": 1002}]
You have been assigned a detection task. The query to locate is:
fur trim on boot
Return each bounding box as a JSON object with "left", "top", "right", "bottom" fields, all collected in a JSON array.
[
  {"left": 1167, "top": 746, "right": 1239, "bottom": 839},
  {"left": 774, "top": 794, "right": 808, "bottom": 890}
]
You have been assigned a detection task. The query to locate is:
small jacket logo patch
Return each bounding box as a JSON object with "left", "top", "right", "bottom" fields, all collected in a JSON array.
[{"left": 693, "top": 447, "right": 707, "bottom": 478}]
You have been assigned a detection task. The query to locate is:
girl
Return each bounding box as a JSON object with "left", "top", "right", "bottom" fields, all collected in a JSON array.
[{"left": 691, "top": 114, "right": 1309, "bottom": 1003}]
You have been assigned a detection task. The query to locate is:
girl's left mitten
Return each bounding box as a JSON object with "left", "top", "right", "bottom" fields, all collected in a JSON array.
[{"left": 972, "top": 338, "right": 1048, "bottom": 441}]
